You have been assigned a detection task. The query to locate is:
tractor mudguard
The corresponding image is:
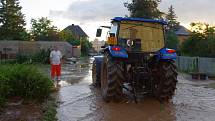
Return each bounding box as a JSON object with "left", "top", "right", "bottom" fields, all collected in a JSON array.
[
  {"left": 94, "top": 56, "right": 104, "bottom": 77},
  {"left": 107, "top": 46, "right": 128, "bottom": 59},
  {"left": 156, "top": 48, "right": 177, "bottom": 62}
]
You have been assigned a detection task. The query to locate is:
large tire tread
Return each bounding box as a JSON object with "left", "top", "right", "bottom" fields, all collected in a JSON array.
[
  {"left": 92, "top": 60, "right": 100, "bottom": 87},
  {"left": 101, "top": 53, "right": 124, "bottom": 102},
  {"left": 153, "top": 62, "right": 178, "bottom": 101}
]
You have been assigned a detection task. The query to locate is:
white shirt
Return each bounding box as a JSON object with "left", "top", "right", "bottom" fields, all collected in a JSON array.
[{"left": 50, "top": 50, "right": 62, "bottom": 65}]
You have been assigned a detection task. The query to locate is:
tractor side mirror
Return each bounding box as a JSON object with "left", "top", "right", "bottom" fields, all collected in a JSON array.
[
  {"left": 96, "top": 29, "right": 102, "bottom": 37},
  {"left": 101, "top": 45, "right": 106, "bottom": 48}
]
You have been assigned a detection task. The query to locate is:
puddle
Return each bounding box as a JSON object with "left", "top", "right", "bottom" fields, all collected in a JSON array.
[
  {"left": 1, "top": 58, "right": 214, "bottom": 121},
  {"left": 57, "top": 62, "right": 175, "bottom": 121},
  {"left": 57, "top": 60, "right": 215, "bottom": 121},
  {"left": 173, "top": 83, "right": 215, "bottom": 121},
  {"left": 0, "top": 101, "right": 42, "bottom": 121}
]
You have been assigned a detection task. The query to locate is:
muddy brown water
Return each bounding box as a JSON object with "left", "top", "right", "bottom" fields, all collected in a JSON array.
[
  {"left": 0, "top": 101, "right": 42, "bottom": 121},
  {"left": 57, "top": 59, "right": 215, "bottom": 121}
]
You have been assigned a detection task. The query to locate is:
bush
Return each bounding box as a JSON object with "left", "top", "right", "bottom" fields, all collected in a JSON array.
[
  {"left": 0, "top": 74, "right": 11, "bottom": 107},
  {"left": 15, "top": 49, "right": 51, "bottom": 64},
  {"left": 31, "top": 49, "right": 50, "bottom": 64},
  {"left": 0, "top": 64, "right": 53, "bottom": 100},
  {"left": 81, "top": 38, "right": 92, "bottom": 56},
  {"left": 16, "top": 54, "right": 30, "bottom": 64}
]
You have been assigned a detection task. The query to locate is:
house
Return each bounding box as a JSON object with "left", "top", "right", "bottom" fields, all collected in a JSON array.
[
  {"left": 64, "top": 24, "right": 88, "bottom": 39},
  {"left": 175, "top": 26, "right": 191, "bottom": 44},
  {"left": 92, "top": 39, "right": 105, "bottom": 53},
  {"left": 63, "top": 24, "right": 89, "bottom": 57}
]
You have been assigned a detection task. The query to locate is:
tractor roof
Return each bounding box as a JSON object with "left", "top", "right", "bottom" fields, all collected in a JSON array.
[{"left": 112, "top": 17, "right": 167, "bottom": 25}]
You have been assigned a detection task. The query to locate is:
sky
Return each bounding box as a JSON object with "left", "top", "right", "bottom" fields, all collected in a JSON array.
[{"left": 19, "top": 0, "right": 215, "bottom": 41}]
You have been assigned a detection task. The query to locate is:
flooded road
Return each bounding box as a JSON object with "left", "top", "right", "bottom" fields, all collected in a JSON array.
[{"left": 57, "top": 58, "right": 215, "bottom": 121}]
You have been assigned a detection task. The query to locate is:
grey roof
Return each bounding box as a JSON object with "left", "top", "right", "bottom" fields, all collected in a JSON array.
[
  {"left": 175, "top": 26, "right": 191, "bottom": 36},
  {"left": 64, "top": 24, "right": 88, "bottom": 38}
]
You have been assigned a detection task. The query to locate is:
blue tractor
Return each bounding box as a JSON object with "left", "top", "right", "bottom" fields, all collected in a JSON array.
[{"left": 92, "top": 17, "right": 178, "bottom": 102}]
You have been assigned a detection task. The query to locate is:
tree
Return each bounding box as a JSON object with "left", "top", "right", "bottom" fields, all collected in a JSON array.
[
  {"left": 19, "top": 30, "right": 30, "bottom": 41},
  {"left": 59, "top": 30, "right": 81, "bottom": 46},
  {"left": 0, "top": 0, "right": 26, "bottom": 40},
  {"left": 81, "top": 38, "right": 92, "bottom": 56},
  {"left": 181, "top": 23, "right": 215, "bottom": 57},
  {"left": 124, "top": 0, "right": 162, "bottom": 19},
  {"left": 166, "top": 30, "right": 179, "bottom": 50},
  {"left": 166, "top": 5, "right": 179, "bottom": 31},
  {"left": 59, "top": 30, "right": 73, "bottom": 41},
  {"left": 30, "top": 17, "right": 59, "bottom": 41}
]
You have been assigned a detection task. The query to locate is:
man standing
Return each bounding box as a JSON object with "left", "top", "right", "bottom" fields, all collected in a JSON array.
[{"left": 50, "top": 46, "right": 62, "bottom": 86}]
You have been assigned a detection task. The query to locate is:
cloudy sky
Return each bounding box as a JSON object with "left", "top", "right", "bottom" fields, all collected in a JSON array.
[{"left": 20, "top": 0, "right": 215, "bottom": 40}]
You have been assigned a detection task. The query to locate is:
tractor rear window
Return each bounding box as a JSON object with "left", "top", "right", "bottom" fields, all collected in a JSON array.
[{"left": 118, "top": 21, "right": 165, "bottom": 52}]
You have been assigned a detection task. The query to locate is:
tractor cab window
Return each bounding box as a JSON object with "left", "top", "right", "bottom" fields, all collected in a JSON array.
[
  {"left": 106, "top": 22, "right": 118, "bottom": 45},
  {"left": 118, "top": 21, "right": 165, "bottom": 52},
  {"left": 109, "top": 22, "right": 118, "bottom": 37}
]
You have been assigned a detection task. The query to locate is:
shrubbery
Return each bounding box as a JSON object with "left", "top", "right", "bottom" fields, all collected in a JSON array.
[
  {"left": 181, "top": 23, "right": 215, "bottom": 58},
  {"left": 0, "top": 75, "right": 10, "bottom": 107},
  {"left": 0, "top": 64, "right": 53, "bottom": 107},
  {"left": 16, "top": 49, "right": 50, "bottom": 64},
  {"left": 31, "top": 49, "right": 50, "bottom": 64},
  {"left": 16, "top": 54, "right": 30, "bottom": 64}
]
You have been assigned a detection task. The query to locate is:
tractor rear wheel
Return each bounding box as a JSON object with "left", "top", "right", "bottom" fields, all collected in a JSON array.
[
  {"left": 92, "top": 60, "right": 100, "bottom": 87},
  {"left": 101, "top": 53, "right": 124, "bottom": 102},
  {"left": 153, "top": 62, "right": 178, "bottom": 101}
]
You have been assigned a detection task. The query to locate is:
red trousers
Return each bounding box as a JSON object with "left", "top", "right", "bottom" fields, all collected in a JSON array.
[{"left": 51, "top": 64, "right": 61, "bottom": 79}]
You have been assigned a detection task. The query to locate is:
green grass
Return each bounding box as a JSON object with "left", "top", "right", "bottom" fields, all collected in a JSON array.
[
  {"left": 35, "top": 64, "right": 51, "bottom": 77},
  {"left": 37, "top": 65, "right": 58, "bottom": 121},
  {"left": 42, "top": 94, "right": 57, "bottom": 121}
]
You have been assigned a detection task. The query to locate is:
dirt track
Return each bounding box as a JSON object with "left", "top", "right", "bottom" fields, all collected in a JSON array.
[{"left": 57, "top": 58, "right": 215, "bottom": 121}]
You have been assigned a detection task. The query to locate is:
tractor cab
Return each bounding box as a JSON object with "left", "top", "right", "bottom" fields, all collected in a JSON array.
[{"left": 97, "top": 17, "right": 167, "bottom": 53}]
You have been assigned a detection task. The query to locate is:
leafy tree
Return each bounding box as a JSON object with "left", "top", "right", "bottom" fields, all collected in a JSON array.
[
  {"left": 0, "top": 0, "right": 26, "bottom": 40},
  {"left": 59, "top": 30, "right": 81, "bottom": 46},
  {"left": 166, "top": 30, "right": 179, "bottom": 50},
  {"left": 19, "top": 30, "right": 30, "bottom": 41},
  {"left": 81, "top": 38, "right": 92, "bottom": 56},
  {"left": 69, "top": 39, "right": 80, "bottom": 46},
  {"left": 124, "top": 0, "right": 162, "bottom": 19},
  {"left": 181, "top": 23, "right": 215, "bottom": 57},
  {"left": 166, "top": 5, "right": 179, "bottom": 31},
  {"left": 59, "top": 30, "right": 73, "bottom": 41},
  {"left": 30, "top": 17, "right": 59, "bottom": 41}
]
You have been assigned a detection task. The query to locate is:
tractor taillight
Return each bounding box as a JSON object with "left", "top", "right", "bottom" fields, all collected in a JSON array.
[
  {"left": 112, "top": 47, "right": 121, "bottom": 51},
  {"left": 166, "top": 49, "right": 176, "bottom": 53}
]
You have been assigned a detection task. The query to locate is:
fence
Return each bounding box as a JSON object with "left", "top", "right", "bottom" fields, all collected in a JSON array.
[
  {"left": 0, "top": 41, "right": 79, "bottom": 59},
  {"left": 176, "top": 56, "right": 215, "bottom": 76}
]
